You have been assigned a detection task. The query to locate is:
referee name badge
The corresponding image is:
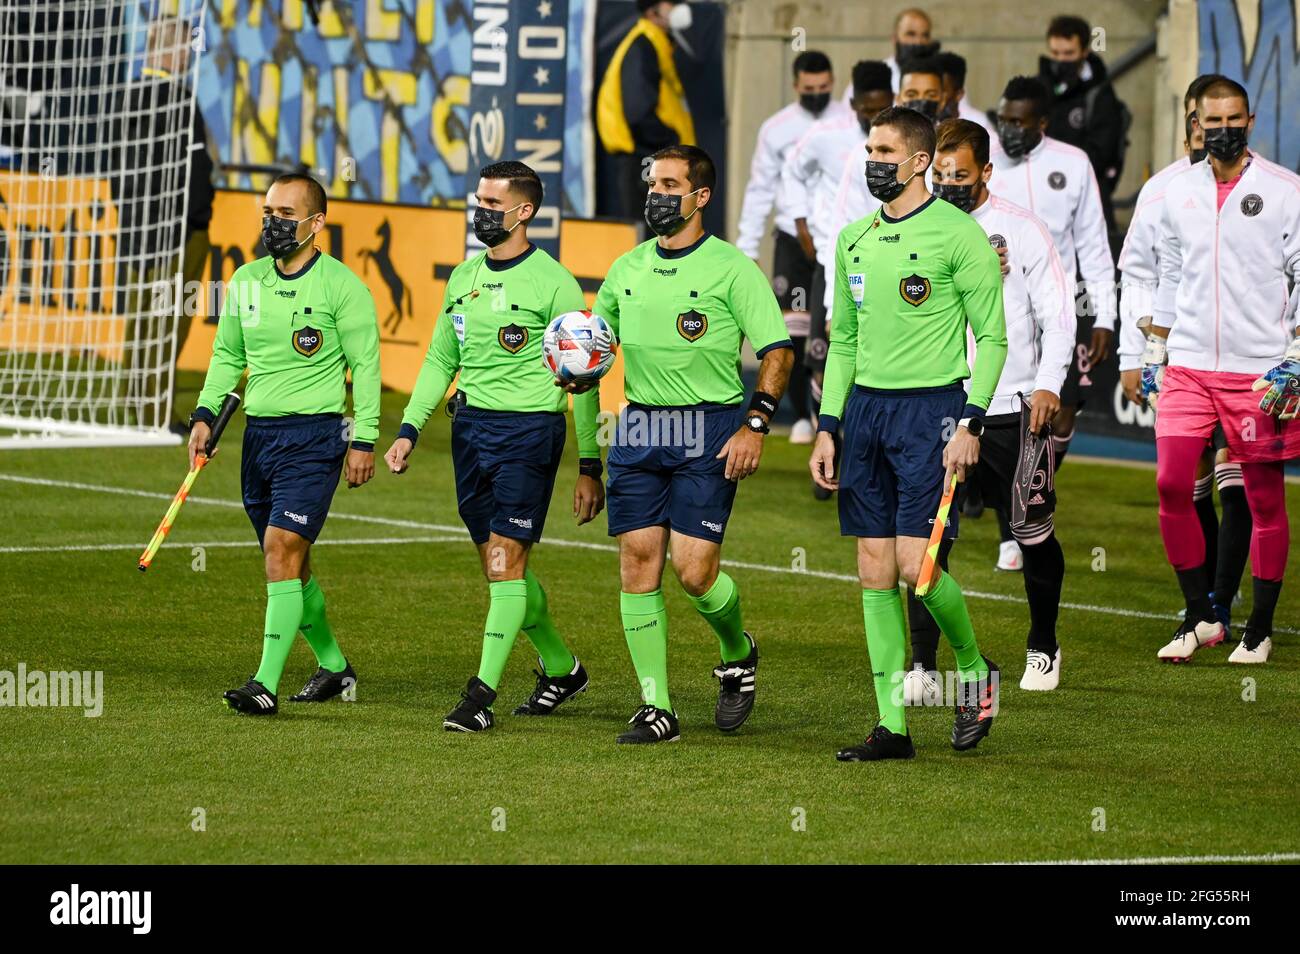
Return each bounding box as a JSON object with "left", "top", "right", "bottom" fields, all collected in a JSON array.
[
  {"left": 292, "top": 326, "right": 323, "bottom": 356},
  {"left": 848, "top": 273, "right": 865, "bottom": 306},
  {"left": 899, "top": 274, "right": 931, "bottom": 307},
  {"left": 677, "top": 309, "right": 707, "bottom": 341},
  {"left": 498, "top": 323, "right": 528, "bottom": 354},
  {"left": 451, "top": 312, "right": 466, "bottom": 345}
]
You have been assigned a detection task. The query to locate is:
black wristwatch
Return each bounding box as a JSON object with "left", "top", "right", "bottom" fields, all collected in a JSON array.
[
  {"left": 578, "top": 458, "right": 603, "bottom": 479},
  {"left": 745, "top": 413, "right": 770, "bottom": 435},
  {"left": 958, "top": 416, "right": 984, "bottom": 438}
]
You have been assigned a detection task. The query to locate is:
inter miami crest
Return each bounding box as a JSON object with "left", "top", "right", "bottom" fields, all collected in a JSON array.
[
  {"left": 677, "top": 309, "right": 708, "bottom": 341},
  {"left": 498, "top": 323, "right": 528, "bottom": 354},
  {"left": 899, "top": 274, "right": 931, "bottom": 307},
  {"left": 988, "top": 233, "right": 1007, "bottom": 251},
  {"left": 1048, "top": 171, "right": 1067, "bottom": 190},
  {"left": 292, "top": 326, "right": 322, "bottom": 356},
  {"left": 1241, "top": 193, "right": 1264, "bottom": 217}
]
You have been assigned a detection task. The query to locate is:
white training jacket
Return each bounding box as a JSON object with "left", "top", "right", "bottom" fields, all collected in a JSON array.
[
  {"left": 1153, "top": 151, "right": 1300, "bottom": 375},
  {"left": 736, "top": 99, "right": 850, "bottom": 258},
  {"left": 780, "top": 109, "right": 863, "bottom": 265},
  {"left": 970, "top": 194, "right": 1076, "bottom": 415},
  {"left": 1115, "top": 156, "right": 1191, "bottom": 371},
  {"left": 989, "top": 135, "right": 1116, "bottom": 331}
]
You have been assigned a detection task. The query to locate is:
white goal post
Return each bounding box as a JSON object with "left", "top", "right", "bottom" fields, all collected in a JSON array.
[{"left": 0, "top": 0, "right": 207, "bottom": 448}]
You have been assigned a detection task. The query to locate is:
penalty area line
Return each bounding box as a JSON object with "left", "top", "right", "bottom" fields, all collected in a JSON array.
[{"left": 3, "top": 472, "right": 1297, "bottom": 635}]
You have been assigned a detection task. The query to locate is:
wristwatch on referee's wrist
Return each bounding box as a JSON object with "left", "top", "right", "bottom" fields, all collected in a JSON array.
[
  {"left": 958, "top": 416, "right": 984, "bottom": 438},
  {"left": 745, "top": 413, "right": 770, "bottom": 435}
]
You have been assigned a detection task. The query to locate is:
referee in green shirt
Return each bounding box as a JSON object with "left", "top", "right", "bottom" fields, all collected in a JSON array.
[
  {"left": 385, "top": 161, "right": 603, "bottom": 733},
  {"left": 591, "top": 144, "right": 794, "bottom": 745},
  {"left": 808, "top": 107, "right": 1008, "bottom": 760},
  {"left": 189, "top": 172, "right": 381, "bottom": 715}
]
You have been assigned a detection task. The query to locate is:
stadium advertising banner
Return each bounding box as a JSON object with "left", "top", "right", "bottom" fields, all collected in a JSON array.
[
  {"left": 197, "top": 0, "right": 595, "bottom": 215},
  {"left": 464, "top": 0, "right": 572, "bottom": 258},
  {"left": 181, "top": 189, "right": 635, "bottom": 411}
]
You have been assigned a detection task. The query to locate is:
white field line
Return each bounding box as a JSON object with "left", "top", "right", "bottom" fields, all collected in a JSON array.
[
  {"left": 2, "top": 473, "right": 1297, "bottom": 635},
  {"left": 0, "top": 536, "right": 465, "bottom": 554},
  {"left": 991, "top": 851, "right": 1300, "bottom": 866}
]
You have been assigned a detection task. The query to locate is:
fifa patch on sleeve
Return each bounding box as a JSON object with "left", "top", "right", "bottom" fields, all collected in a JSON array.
[
  {"left": 848, "top": 273, "right": 865, "bottom": 306},
  {"left": 452, "top": 312, "right": 466, "bottom": 345}
]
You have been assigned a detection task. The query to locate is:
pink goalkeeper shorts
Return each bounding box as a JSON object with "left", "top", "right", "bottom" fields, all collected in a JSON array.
[{"left": 1156, "top": 365, "right": 1300, "bottom": 462}]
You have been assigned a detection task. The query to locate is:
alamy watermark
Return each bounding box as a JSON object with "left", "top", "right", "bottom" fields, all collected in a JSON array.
[
  {"left": 596, "top": 407, "right": 706, "bottom": 456},
  {"left": 0, "top": 664, "right": 103, "bottom": 717}
]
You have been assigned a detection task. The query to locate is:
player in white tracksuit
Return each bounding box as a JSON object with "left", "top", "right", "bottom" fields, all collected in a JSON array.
[
  {"left": 1117, "top": 74, "right": 1255, "bottom": 633},
  {"left": 1149, "top": 77, "right": 1300, "bottom": 665},
  {"left": 735, "top": 50, "right": 844, "bottom": 441},
  {"left": 989, "top": 76, "right": 1116, "bottom": 472},
  {"left": 908, "top": 118, "right": 1074, "bottom": 696}
]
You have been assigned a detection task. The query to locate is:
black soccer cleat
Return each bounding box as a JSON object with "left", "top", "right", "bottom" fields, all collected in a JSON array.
[
  {"left": 512, "top": 657, "right": 590, "bottom": 715},
  {"left": 836, "top": 723, "right": 916, "bottom": 761},
  {"left": 616, "top": 705, "right": 680, "bottom": 744},
  {"left": 443, "top": 676, "right": 496, "bottom": 733},
  {"left": 289, "top": 661, "right": 357, "bottom": 703},
  {"left": 223, "top": 677, "right": 277, "bottom": 716},
  {"left": 952, "top": 656, "right": 1000, "bottom": 751},
  {"left": 713, "top": 632, "right": 758, "bottom": 731}
]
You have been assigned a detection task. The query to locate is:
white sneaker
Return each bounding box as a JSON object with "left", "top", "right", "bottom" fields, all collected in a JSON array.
[
  {"left": 789, "top": 418, "right": 814, "bottom": 445},
  {"left": 1019, "top": 647, "right": 1061, "bottom": 690},
  {"left": 1157, "top": 619, "right": 1225, "bottom": 662},
  {"left": 996, "top": 540, "right": 1023, "bottom": 572},
  {"left": 902, "top": 667, "right": 941, "bottom": 707},
  {"left": 1228, "top": 635, "right": 1272, "bottom": 664}
]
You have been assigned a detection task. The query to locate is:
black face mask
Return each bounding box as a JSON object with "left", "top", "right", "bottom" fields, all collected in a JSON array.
[
  {"left": 1045, "top": 56, "right": 1081, "bottom": 86},
  {"left": 900, "top": 98, "right": 939, "bottom": 122},
  {"left": 645, "top": 189, "right": 700, "bottom": 236},
  {"left": 865, "top": 154, "right": 919, "bottom": 203},
  {"left": 800, "top": 92, "right": 831, "bottom": 116},
  {"left": 472, "top": 203, "right": 522, "bottom": 248},
  {"left": 261, "top": 214, "right": 311, "bottom": 260},
  {"left": 934, "top": 181, "right": 978, "bottom": 213},
  {"left": 1189, "top": 147, "right": 1208, "bottom": 165},
  {"left": 1202, "top": 125, "right": 1248, "bottom": 162},
  {"left": 997, "top": 122, "right": 1042, "bottom": 160},
  {"left": 896, "top": 41, "right": 939, "bottom": 63}
]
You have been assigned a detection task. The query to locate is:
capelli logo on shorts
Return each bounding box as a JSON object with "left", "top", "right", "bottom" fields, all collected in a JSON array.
[
  {"left": 50, "top": 884, "right": 151, "bottom": 934},
  {"left": 283, "top": 511, "right": 309, "bottom": 525},
  {"left": 700, "top": 519, "right": 723, "bottom": 533},
  {"left": 508, "top": 516, "right": 533, "bottom": 529}
]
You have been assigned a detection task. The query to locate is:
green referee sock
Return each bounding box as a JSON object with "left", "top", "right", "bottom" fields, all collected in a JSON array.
[
  {"left": 253, "top": 579, "right": 304, "bottom": 695},
  {"left": 476, "top": 579, "right": 528, "bottom": 691},
  {"left": 621, "top": 589, "right": 671, "bottom": 711},
  {"left": 686, "top": 572, "right": 749, "bottom": 662},
  {"left": 862, "top": 586, "right": 908, "bottom": 735},
  {"left": 299, "top": 577, "right": 347, "bottom": 673},
  {"left": 917, "top": 571, "right": 989, "bottom": 682},
  {"left": 522, "top": 569, "right": 576, "bottom": 677}
]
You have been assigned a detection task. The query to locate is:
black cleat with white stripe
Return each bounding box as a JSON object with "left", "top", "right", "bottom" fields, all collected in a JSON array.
[
  {"left": 713, "top": 632, "right": 758, "bottom": 731},
  {"left": 616, "top": 705, "right": 680, "bottom": 744},
  {"left": 512, "top": 657, "right": 589, "bottom": 715},
  {"left": 443, "top": 676, "right": 496, "bottom": 733},
  {"left": 289, "top": 660, "right": 357, "bottom": 703},
  {"left": 223, "top": 677, "right": 277, "bottom": 716}
]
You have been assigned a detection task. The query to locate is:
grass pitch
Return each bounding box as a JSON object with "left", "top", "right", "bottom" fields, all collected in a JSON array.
[{"left": 1, "top": 373, "right": 1297, "bottom": 864}]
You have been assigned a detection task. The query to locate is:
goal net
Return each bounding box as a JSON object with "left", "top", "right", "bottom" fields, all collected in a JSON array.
[{"left": 0, "top": 0, "right": 207, "bottom": 448}]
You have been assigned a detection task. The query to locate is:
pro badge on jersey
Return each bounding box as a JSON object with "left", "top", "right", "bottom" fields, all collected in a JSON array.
[
  {"left": 292, "top": 326, "right": 323, "bottom": 356},
  {"left": 899, "top": 274, "right": 931, "bottom": 307}
]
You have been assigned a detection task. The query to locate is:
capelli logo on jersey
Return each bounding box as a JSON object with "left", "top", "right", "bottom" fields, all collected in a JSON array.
[
  {"left": 275, "top": 288, "right": 297, "bottom": 298},
  {"left": 653, "top": 266, "right": 678, "bottom": 277},
  {"left": 676, "top": 309, "right": 707, "bottom": 341},
  {"left": 878, "top": 233, "right": 900, "bottom": 243},
  {"left": 498, "top": 324, "right": 528, "bottom": 354}
]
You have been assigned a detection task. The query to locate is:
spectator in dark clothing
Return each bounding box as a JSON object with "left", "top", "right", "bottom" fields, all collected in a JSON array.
[
  {"left": 596, "top": 0, "right": 696, "bottom": 220},
  {"left": 1039, "top": 14, "right": 1126, "bottom": 231}
]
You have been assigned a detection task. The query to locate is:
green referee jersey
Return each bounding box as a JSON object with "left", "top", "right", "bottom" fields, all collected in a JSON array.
[
  {"left": 195, "top": 250, "right": 382, "bottom": 446},
  {"left": 819, "top": 195, "right": 1008, "bottom": 423},
  {"left": 592, "top": 233, "right": 791, "bottom": 407},
  {"left": 400, "top": 244, "right": 600, "bottom": 457}
]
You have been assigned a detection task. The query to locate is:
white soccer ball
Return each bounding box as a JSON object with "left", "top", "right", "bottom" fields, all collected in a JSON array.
[{"left": 542, "top": 310, "right": 617, "bottom": 384}]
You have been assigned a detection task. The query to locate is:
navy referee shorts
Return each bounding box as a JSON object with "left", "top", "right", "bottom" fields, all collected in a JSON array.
[
  {"left": 241, "top": 413, "right": 350, "bottom": 545},
  {"left": 838, "top": 383, "right": 965, "bottom": 540}
]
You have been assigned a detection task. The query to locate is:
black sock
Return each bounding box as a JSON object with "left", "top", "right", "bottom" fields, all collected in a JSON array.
[
  {"left": 1245, "top": 577, "right": 1283, "bottom": 641},
  {"left": 1213, "top": 483, "right": 1252, "bottom": 606},
  {"left": 908, "top": 539, "right": 952, "bottom": 671},
  {"left": 1020, "top": 533, "right": 1064, "bottom": 653},
  {"left": 1193, "top": 477, "right": 1218, "bottom": 591},
  {"left": 1175, "top": 566, "right": 1215, "bottom": 624},
  {"left": 1051, "top": 427, "right": 1073, "bottom": 471},
  {"left": 996, "top": 505, "right": 1014, "bottom": 544}
]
